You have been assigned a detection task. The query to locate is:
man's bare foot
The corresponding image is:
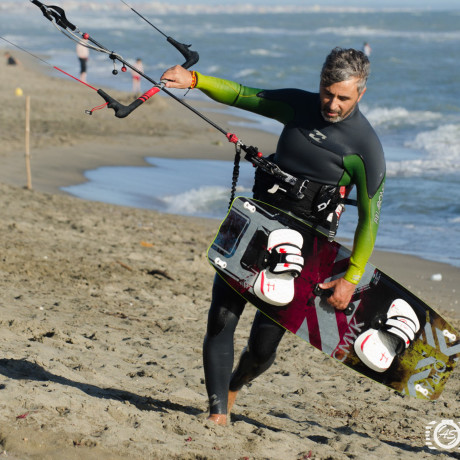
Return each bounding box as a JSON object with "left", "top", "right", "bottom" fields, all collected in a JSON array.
[
  {"left": 207, "top": 414, "right": 227, "bottom": 426},
  {"left": 227, "top": 390, "right": 238, "bottom": 414}
]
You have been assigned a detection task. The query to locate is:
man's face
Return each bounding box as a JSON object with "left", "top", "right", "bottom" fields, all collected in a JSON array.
[{"left": 319, "top": 77, "right": 366, "bottom": 123}]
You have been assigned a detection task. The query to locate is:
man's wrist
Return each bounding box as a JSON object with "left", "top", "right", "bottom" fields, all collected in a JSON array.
[{"left": 189, "top": 70, "right": 197, "bottom": 89}]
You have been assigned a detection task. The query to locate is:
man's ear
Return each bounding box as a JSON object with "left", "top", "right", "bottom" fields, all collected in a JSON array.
[{"left": 357, "top": 87, "right": 367, "bottom": 102}]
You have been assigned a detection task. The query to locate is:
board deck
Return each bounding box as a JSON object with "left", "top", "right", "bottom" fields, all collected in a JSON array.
[{"left": 207, "top": 197, "right": 460, "bottom": 400}]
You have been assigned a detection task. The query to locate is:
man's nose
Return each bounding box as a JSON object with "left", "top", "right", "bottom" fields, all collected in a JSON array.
[{"left": 329, "top": 97, "right": 339, "bottom": 111}]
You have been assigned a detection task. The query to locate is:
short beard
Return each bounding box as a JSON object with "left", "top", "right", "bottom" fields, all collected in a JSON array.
[
  {"left": 320, "top": 101, "right": 358, "bottom": 123},
  {"left": 321, "top": 110, "right": 344, "bottom": 123}
]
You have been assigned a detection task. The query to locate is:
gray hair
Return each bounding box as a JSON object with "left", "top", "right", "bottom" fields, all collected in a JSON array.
[{"left": 320, "top": 47, "right": 370, "bottom": 94}]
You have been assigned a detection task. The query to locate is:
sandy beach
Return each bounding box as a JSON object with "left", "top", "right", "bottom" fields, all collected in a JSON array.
[{"left": 1, "top": 55, "right": 459, "bottom": 460}]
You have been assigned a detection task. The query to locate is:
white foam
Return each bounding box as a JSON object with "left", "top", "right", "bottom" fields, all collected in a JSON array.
[
  {"left": 361, "top": 106, "right": 441, "bottom": 128},
  {"left": 249, "top": 48, "right": 283, "bottom": 58},
  {"left": 235, "top": 68, "right": 259, "bottom": 79},
  {"left": 315, "top": 26, "right": 460, "bottom": 41},
  {"left": 387, "top": 124, "right": 460, "bottom": 176},
  {"left": 160, "top": 185, "right": 249, "bottom": 217},
  {"left": 409, "top": 124, "right": 460, "bottom": 156},
  {"left": 6, "top": 2, "right": 457, "bottom": 14},
  {"left": 219, "top": 26, "right": 309, "bottom": 37}
]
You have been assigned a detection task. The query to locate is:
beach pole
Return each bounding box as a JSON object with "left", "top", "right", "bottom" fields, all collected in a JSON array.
[{"left": 25, "top": 95, "right": 32, "bottom": 190}]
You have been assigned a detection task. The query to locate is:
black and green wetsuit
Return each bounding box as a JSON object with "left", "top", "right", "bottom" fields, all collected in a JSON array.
[
  {"left": 196, "top": 73, "right": 385, "bottom": 284},
  {"left": 198, "top": 73, "right": 386, "bottom": 415}
]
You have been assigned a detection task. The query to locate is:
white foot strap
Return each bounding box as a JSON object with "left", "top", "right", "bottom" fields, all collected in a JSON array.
[
  {"left": 354, "top": 299, "right": 420, "bottom": 373},
  {"left": 354, "top": 329, "right": 401, "bottom": 373},
  {"left": 385, "top": 298, "right": 420, "bottom": 349},
  {"left": 253, "top": 229, "right": 304, "bottom": 306},
  {"left": 267, "top": 228, "right": 304, "bottom": 276}
]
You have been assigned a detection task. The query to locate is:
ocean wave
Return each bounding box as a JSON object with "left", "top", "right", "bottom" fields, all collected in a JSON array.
[
  {"left": 192, "top": 24, "right": 460, "bottom": 41},
  {"left": 217, "top": 26, "right": 309, "bottom": 37},
  {"left": 4, "top": 2, "right": 437, "bottom": 15},
  {"left": 315, "top": 26, "right": 460, "bottom": 42},
  {"left": 71, "top": 16, "right": 144, "bottom": 31},
  {"left": 234, "top": 68, "right": 261, "bottom": 79},
  {"left": 249, "top": 48, "right": 284, "bottom": 58},
  {"left": 117, "top": 23, "right": 460, "bottom": 43},
  {"left": 160, "top": 185, "right": 250, "bottom": 217},
  {"left": 362, "top": 106, "right": 442, "bottom": 128},
  {"left": 387, "top": 124, "right": 460, "bottom": 176},
  {"left": 407, "top": 123, "right": 460, "bottom": 161},
  {"left": 386, "top": 158, "right": 454, "bottom": 177}
]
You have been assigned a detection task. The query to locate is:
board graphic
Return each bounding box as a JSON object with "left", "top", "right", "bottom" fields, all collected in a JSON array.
[{"left": 207, "top": 197, "right": 460, "bottom": 400}]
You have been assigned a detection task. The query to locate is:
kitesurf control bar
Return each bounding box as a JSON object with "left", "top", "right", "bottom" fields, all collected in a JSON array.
[
  {"left": 30, "top": 0, "right": 310, "bottom": 189},
  {"left": 93, "top": 87, "right": 160, "bottom": 118},
  {"left": 30, "top": 0, "right": 199, "bottom": 119},
  {"left": 31, "top": 0, "right": 75, "bottom": 30},
  {"left": 28, "top": 0, "right": 320, "bottom": 194}
]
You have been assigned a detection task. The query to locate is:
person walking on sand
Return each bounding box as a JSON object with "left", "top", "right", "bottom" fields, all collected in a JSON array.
[
  {"left": 161, "top": 47, "right": 385, "bottom": 426},
  {"left": 132, "top": 58, "right": 144, "bottom": 94},
  {"left": 76, "top": 39, "right": 89, "bottom": 82}
]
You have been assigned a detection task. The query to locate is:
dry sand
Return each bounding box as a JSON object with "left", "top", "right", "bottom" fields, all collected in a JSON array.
[{"left": 0, "top": 54, "right": 459, "bottom": 460}]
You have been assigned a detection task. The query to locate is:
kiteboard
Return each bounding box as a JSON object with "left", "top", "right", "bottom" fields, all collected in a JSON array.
[{"left": 207, "top": 197, "right": 460, "bottom": 400}]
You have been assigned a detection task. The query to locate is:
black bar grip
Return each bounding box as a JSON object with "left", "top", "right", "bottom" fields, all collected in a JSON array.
[
  {"left": 97, "top": 87, "right": 160, "bottom": 118},
  {"left": 166, "top": 36, "right": 199, "bottom": 69},
  {"left": 30, "top": 0, "right": 77, "bottom": 31},
  {"left": 314, "top": 283, "right": 354, "bottom": 316}
]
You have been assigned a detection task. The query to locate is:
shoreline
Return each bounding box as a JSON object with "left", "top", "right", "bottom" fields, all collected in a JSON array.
[
  {"left": 6, "top": 141, "right": 459, "bottom": 317},
  {"left": 1, "top": 56, "right": 459, "bottom": 318},
  {"left": 1, "top": 52, "right": 460, "bottom": 460}
]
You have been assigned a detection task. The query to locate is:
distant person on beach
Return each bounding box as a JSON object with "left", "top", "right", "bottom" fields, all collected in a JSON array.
[
  {"left": 161, "top": 47, "right": 385, "bottom": 426},
  {"left": 76, "top": 39, "right": 89, "bottom": 83},
  {"left": 132, "top": 58, "right": 144, "bottom": 94},
  {"left": 363, "top": 42, "right": 372, "bottom": 57},
  {"left": 5, "top": 51, "right": 18, "bottom": 65}
]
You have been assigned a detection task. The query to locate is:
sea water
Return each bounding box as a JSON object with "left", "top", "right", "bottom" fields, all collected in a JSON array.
[{"left": 2, "top": 3, "right": 460, "bottom": 267}]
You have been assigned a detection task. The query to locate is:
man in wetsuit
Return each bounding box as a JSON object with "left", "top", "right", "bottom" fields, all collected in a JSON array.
[{"left": 161, "top": 47, "right": 385, "bottom": 425}]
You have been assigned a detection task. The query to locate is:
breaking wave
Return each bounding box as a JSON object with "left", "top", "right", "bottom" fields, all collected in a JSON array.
[{"left": 387, "top": 124, "right": 460, "bottom": 176}]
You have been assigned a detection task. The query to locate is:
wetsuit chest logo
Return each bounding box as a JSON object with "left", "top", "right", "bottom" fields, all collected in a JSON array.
[{"left": 309, "top": 129, "right": 327, "bottom": 143}]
